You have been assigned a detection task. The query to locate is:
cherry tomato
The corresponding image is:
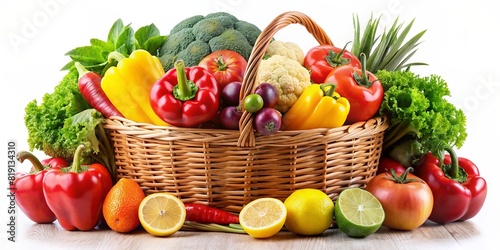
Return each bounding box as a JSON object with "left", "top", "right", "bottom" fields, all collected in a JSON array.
[
  {"left": 198, "top": 50, "right": 247, "bottom": 90},
  {"left": 243, "top": 94, "right": 264, "bottom": 113},
  {"left": 303, "top": 43, "right": 361, "bottom": 84},
  {"left": 365, "top": 168, "right": 434, "bottom": 231}
]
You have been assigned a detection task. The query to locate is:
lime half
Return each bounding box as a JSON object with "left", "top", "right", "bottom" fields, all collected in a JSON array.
[{"left": 334, "top": 188, "right": 385, "bottom": 238}]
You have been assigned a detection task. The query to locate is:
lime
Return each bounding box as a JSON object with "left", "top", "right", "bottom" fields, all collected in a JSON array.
[
  {"left": 334, "top": 188, "right": 384, "bottom": 238},
  {"left": 284, "top": 189, "right": 334, "bottom": 235}
]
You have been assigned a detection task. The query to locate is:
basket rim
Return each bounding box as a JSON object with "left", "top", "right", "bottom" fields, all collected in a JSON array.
[{"left": 104, "top": 115, "right": 388, "bottom": 144}]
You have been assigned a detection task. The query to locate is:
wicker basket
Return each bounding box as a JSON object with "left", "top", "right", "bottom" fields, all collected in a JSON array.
[{"left": 104, "top": 11, "right": 389, "bottom": 213}]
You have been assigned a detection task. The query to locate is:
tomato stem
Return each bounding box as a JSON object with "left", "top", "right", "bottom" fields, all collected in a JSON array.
[
  {"left": 387, "top": 167, "right": 423, "bottom": 184},
  {"left": 353, "top": 53, "right": 374, "bottom": 88},
  {"left": 215, "top": 54, "right": 228, "bottom": 71},
  {"left": 325, "top": 41, "right": 352, "bottom": 68}
]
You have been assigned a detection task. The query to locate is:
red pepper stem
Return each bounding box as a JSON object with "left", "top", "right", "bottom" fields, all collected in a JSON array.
[
  {"left": 444, "top": 146, "right": 460, "bottom": 179},
  {"left": 16, "top": 151, "right": 45, "bottom": 173},
  {"left": 353, "top": 53, "right": 373, "bottom": 88},
  {"left": 70, "top": 145, "right": 86, "bottom": 173},
  {"left": 173, "top": 59, "right": 198, "bottom": 101}
]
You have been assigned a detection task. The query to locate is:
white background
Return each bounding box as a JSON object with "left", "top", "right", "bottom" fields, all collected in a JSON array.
[{"left": 0, "top": 0, "right": 499, "bottom": 246}]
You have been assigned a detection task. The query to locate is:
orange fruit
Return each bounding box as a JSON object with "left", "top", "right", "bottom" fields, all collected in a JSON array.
[{"left": 103, "top": 178, "right": 145, "bottom": 233}]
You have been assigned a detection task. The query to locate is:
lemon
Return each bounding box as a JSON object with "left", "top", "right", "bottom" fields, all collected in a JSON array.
[
  {"left": 239, "top": 198, "right": 287, "bottom": 238},
  {"left": 284, "top": 188, "right": 334, "bottom": 235},
  {"left": 334, "top": 188, "right": 385, "bottom": 238},
  {"left": 138, "top": 192, "right": 186, "bottom": 237}
]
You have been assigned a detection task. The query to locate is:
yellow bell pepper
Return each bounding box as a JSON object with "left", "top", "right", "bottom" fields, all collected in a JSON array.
[
  {"left": 101, "top": 49, "right": 168, "bottom": 126},
  {"left": 281, "top": 83, "right": 350, "bottom": 130}
]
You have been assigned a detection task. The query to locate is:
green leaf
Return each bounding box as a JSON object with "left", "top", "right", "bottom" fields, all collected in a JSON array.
[
  {"left": 141, "top": 35, "right": 168, "bottom": 55},
  {"left": 107, "top": 19, "right": 124, "bottom": 46},
  {"left": 135, "top": 23, "right": 161, "bottom": 47},
  {"left": 115, "top": 26, "right": 135, "bottom": 56},
  {"left": 65, "top": 46, "right": 106, "bottom": 66},
  {"left": 60, "top": 60, "right": 75, "bottom": 71},
  {"left": 90, "top": 38, "right": 114, "bottom": 52}
]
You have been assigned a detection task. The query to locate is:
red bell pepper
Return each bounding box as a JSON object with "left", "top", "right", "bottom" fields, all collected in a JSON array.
[
  {"left": 12, "top": 151, "right": 68, "bottom": 223},
  {"left": 324, "top": 53, "right": 383, "bottom": 124},
  {"left": 150, "top": 59, "right": 220, "bottom": 127},
  {"left": 304, "top": 43, "right": 361, "bottom": 84},
  {"left": 43, "top": 145, "right": 113, "bottom": 231},
  {"left": 414, "top": 147, "right": 487, "bottom": 224}
]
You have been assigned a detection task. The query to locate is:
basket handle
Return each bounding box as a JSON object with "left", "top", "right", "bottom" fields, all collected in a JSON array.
[{"left": 237, "top": 11, "right": 334, "bottom": 147}]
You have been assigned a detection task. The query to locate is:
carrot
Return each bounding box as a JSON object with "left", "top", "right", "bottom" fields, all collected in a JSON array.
[
  {"left": 75, "top": 62, "right": 123, "bottom": 118},
  {"left": 184, "top": 203, "right": 239, "bottom": 224}
]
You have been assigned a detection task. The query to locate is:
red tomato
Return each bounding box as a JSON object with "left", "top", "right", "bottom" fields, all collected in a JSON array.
[
  {"left": 365, "top": 169, "right": 434, "bottom": 231},
  {"left": 324, "top": 61, "right": 383, "bottom": 124},
  {"left": 376, "top": 157, "right": 407, "bottom": 175},
  {"left": 198, "top": 50, "right": 247, "bottom": 90},
  {"left": 303, "top": 44, "right": 361, "bottom": 84}
]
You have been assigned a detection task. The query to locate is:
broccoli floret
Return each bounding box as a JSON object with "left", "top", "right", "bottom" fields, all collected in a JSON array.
[
  {"left": 170, "top": 15, "right": 204, "bottom": 34},
  {"left": 161, "top": 28, "right": 196, "bottom": 56},
  {"left": 176, "top": 40, "right": 211, "bottom": 67},
  {"left": 192, "top": 18, "right": 227, "bottom": 42},
  {"left": 234, "top": 21, "right": 261, "bottom": 46},
  {"left": 209, "top": 29, "right": 253, "bottom": 59},
  {"left": 159, "top": 12, "right": 262, "bottom": 71},
  {"left": 205, "top": 12, "right": 238, "bottom": 23}
]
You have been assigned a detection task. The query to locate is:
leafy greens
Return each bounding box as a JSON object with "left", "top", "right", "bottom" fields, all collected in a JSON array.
[{"left": 376, "top": 70, "right": 467, "bottom": 167}]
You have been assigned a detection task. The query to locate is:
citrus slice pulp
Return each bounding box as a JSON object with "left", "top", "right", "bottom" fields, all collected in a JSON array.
[
  {"left": 138, "top": 192, "right": 186, "bottom": 237},
  {"left": 334, "top": 188, "right": 385, "bottom": 238},
  {"left": 239, "top": 198, "right": 287, "bottom": 238}
]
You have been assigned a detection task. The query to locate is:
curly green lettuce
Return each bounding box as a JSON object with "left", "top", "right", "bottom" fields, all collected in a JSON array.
[
  {"left": 376, "top": 70, "right": 467, "bottom": 167},
  {"left": 24, "top": 67, "right": 117, "bottom": 180},
  {"left": 24, "top": 67, "right": 91, "bottom": 160}
]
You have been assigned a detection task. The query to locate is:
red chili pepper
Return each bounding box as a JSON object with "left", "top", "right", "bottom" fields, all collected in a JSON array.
[
  {"left": 12, "top": 151, "right": 68, "bottom": 224},
  {"left": 75, "top": 62, "right": 123, "bottom": 118},
  {"left": 324, "top": 53, "right": 383, "bottom": 124},
  {"left": 43, "top": 145, "right": 113, "bottom": 231},
  {"left": 304, "top": 43, "right": 361, "bottom": 84},
  {"left": 150, "top": 59, "right": 220, "bottom": 127},
  {"left": 414, "top": 147, "right": 487, "bottom": 224},
  {"left": 185, "top": 203, "right": 239, "bottom": 224}
]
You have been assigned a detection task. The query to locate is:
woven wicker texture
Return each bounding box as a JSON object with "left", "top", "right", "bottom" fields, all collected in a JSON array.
[{"left": 104, "top": 11, "right": 389, "bottom": 213}]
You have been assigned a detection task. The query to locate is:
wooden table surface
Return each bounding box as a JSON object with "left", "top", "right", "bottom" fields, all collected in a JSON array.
[{"left": 9, "top": 187, "right": 497, "bottom": 250}]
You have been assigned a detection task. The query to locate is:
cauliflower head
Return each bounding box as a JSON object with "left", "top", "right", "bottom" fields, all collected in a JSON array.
[
  {"left": 256, "top": 55, "right": 311, "bottom": 113},
  {"left": 265, "top": 40, "right": 305, "bottom": 65}
]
